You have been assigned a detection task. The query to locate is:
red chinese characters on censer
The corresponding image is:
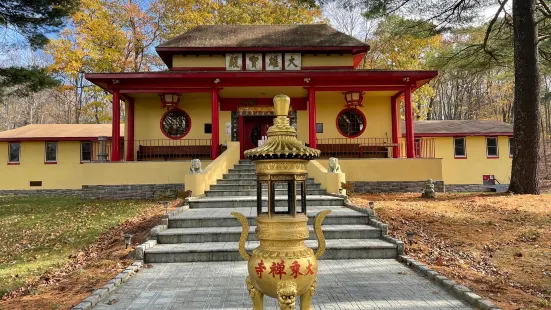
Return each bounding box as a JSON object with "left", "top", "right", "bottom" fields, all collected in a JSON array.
[{"left": 255, "top": 259, "right": 315, "bottom": 279}]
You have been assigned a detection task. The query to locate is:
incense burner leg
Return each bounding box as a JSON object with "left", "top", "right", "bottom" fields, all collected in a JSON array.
[
  {"left": 246, "top": 277, "right": 264, "bottom": 310},
  {"left": 277, "top": 281, "right": 298, "bottom": 310},
  {"left": 299, "top": 277, "right": 317, "bottom": 310}
]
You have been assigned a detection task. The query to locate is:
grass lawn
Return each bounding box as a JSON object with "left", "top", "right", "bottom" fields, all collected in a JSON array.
[
  {"left": 351, "top": 193, "right": 551, "bottom": 310},
  {"left": 0, "top": 196, "right": 165, "bottom": 306}
]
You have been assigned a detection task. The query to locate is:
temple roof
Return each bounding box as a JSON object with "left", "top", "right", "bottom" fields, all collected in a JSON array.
[
  {"left": 403, "top": 120, "right": 513, "bottom": 136},
  {"left": 0, "top": 124, "right": 124, "bottom": 141},
  {"left": 158, "top": 24, "right": 369, "bottom": 49}
]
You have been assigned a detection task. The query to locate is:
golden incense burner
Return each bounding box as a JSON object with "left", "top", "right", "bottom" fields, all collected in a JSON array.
[{"left": 232, "top": 94, "right": 331, "bottom": 310}]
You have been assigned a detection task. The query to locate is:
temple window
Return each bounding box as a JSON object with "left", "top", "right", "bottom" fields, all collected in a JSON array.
[
  {"left": 45, "top": 142, "right": 57, "bottom": 163},
  {"left": 161, "top": 108, "right": 191, "bottom": 139},
  {"left": 509, "top": 137, "right": 514, "bottom": 157},
  {"left": 336, "top": 108, "right": 366, "bottom": 138},
  {"left": 81, "top": 141, "right": 92, "bottom": 162},
  {"left": 8, "top": 143, "right": 20, "bottom": 163},
  {"left": 486, "top": 137, "right": 498, "bottom": 158},
  {"left": 453, "top": 137, "right": 466, "bottom": 158}
]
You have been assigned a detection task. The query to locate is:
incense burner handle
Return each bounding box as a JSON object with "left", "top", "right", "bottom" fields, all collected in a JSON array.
[
  {"left": 314, "top": 210, "right": 331, "bottom": 259},
  {"left": 231, "top": 211, "right": 251, "bottom": 261}
]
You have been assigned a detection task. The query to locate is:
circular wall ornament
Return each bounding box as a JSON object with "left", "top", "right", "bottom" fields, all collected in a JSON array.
[
  {"left": 336, "top": 108, "right": 366, "bottom": 138},
  {"left": 160, "top": 108, "right": 191, "bottom": 139}
]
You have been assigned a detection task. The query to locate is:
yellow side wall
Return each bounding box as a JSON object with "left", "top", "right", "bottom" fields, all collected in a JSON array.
[
  {"left": 0, "top": 141, "right": 201, "bottom": 190},
  {"left": 319, "top": 158, "right": 443, "bottom": 182},
  {"left": 173, "top": 55, "right": 225, "bottom": 68},
  {"left": 436, "top": 136, "right": 512, "bottom": 184},
  {"left": 302, "top": 54, "right": 353, "bottom": 67}
]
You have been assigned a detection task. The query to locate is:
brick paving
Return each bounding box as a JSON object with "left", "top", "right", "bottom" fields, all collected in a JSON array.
[{"left": 93, "top": 259, "right": 473, "bottom": 310}]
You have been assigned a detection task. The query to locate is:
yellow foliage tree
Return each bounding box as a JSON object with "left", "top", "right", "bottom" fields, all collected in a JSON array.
[{"left": 364, "top": 15, "right": 441, "bottom": 120}]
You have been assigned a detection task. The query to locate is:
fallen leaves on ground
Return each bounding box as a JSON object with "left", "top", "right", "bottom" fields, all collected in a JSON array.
[
  {"left": 351, "top": 193, "right": 551, "bottom": 310},
  {"left": 0, "top": 197, "right": 180, "bottom": 309}
]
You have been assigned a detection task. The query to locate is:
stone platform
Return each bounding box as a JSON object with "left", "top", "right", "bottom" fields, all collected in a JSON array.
[{"left": 92, "top": 259, "right": 473, "bottom": 310}]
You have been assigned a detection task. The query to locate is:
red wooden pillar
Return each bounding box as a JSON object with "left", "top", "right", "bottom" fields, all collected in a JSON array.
[
  {"left": 111, "top": 90, "right": 121, "bottom": 162},
  {"left": 404, "top": 85, "right": 415, "bottom": 158},
  {"left": 125, "top": 98, "right": 135, "bottom": 161},
  {"left": 391, "top": 94, "right": 400, "bottom": 158},
  {"left": 211, "top": 90, "right": 220, "bottom": 159},
  {"left": 308, "top": 87, "right": 317, "bottom": 148}
]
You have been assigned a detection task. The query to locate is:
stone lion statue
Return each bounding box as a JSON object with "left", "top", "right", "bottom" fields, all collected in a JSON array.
[
  {"left": 188, "top": 159, "right": 202, "bottom": 174},
  {"left": 328, "top": 157, "right": 342, "bottom": 173},
  {"left": 277, "top": 281, "right": 297, "bottom": 310},
  {"left": 421, "top": 178, "right": 436, "bottom": 198}
]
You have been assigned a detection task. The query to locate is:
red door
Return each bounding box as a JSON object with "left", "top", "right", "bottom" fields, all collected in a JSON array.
[{"left": 243, "top": 116, "right": 272, "bottom": 152}]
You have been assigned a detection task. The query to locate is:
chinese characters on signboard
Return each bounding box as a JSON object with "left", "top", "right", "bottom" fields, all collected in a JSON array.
[{"left": 225, "top": 53, "right": 301, "bottom": 71}]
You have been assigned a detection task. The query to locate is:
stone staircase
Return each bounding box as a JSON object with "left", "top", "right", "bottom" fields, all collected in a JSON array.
[{"left": 144, "top": 160, "right": 398, "bottom": 263}]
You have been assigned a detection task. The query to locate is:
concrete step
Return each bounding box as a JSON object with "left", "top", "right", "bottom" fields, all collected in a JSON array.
[
  {"left": 188, "top": 195, "right": 345, "bottom": 209},
  {"left": 215, "top": 178, "right": 317, "bottom": 185},
  {"left": 238, "top": 160, "right": 254, "bottom": 164},
  {"left": 168, "top": 206, "right": 367, "bottom": 228},
  {"left": 228, "top": 168, "right": 256, "bottom": 174},
  {"left": 144, "top": 239, "right": 397, "bottom": 262},
  {"left": 204, "top": 188, "right": 327, "bottom": 197},
  {"left": 222, "top": 172, "right": 258, "bottom": 179},
  {"left": 209, "top": 183, "right": 322, "bottom": 191},
  {"left": 157, "top": 224, "right": 381, "bottom": 244}
]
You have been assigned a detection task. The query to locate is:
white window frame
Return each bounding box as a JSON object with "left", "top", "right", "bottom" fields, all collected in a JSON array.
[
  {"left": 509, "top": 137, "right": 513, "bottom": 157},
  {"left": 45, "top": 142, "right": 58, "bottom": 163},
  {"left": 81, "top": 141, "right": 93, "bottom": 162},
  {"left": 486, "top": 137, "right": 499, "bottom": 158},
  {"left": 8, "top": 142, "right": 21, "bottom": 163},
  {"left": 453, "top": 137, "right": 466, "bottom": 158}
]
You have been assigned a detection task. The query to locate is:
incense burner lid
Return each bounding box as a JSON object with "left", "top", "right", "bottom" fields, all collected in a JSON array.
[{"left": 244, "top": 94, "right": 320, "bottom": 161}]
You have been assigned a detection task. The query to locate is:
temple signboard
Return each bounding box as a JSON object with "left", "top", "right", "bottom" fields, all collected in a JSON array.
[{"left": 225, "top": 53, "right": 301, "bottom": 71}]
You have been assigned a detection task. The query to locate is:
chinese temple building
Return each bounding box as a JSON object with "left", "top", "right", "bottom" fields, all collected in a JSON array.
[{"left": 0, "top": 25, "right": 513, "bottom": 197}]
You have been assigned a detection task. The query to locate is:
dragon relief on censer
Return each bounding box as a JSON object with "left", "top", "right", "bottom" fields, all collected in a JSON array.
[{"left": 232, "top": 94, "right": 331, "bottom": 310}]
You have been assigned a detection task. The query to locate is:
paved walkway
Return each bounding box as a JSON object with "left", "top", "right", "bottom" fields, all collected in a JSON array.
[{"left": 93, "top": 259, "right": 473, "bottom": 310}]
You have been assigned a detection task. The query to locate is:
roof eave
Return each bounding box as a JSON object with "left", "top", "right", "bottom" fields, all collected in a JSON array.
[{"left": 401, "top": 132, "right": 514, "bottom": 137}]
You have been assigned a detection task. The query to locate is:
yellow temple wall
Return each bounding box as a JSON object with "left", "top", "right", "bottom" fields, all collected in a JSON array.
[
  {"left": 173, "top": 54, "right": 225, "bottom": 68},
  {"left": 433, "top": 136, "right": 512, "bottom": 184},
  {"left": 0, "top": 141, "right": 196, "bottom": 190},
  {"left": 314, "top": 92, "right": 392, "bottom": 141},
  {"left": 302, "top": 54, "right": 353, "bottom": 67},
  {"left": 134, "top": 93, "right": 213, "bottom": 141},
  {"left": 318, "top": 158, "right": 443, "bottom": 182}
]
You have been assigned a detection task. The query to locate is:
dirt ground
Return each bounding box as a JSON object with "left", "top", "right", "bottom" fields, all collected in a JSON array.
[
  {"left": 0, "top": 200, "right": 177, "bottom": 310},
  {"left": 351, "top": 193, "right": 551, "bottom": 310}
]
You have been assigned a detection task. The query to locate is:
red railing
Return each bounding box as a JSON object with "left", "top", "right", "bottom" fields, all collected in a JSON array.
[
  {"left": 316, "top": 138, "right": 399, "bottom": 158},
  {"left": 315, "top": 137, "right": 435, "bottom": 159},
  {"left": 131, "top": 139, "right": 212, "bottom": 161},
  {"left": 400, "top": 138, "right": 435, "bottom": 158}
]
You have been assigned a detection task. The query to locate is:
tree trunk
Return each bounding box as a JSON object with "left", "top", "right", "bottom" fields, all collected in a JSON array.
[{"left": 508, "top": 0, "right": 540, "bottom": 194}]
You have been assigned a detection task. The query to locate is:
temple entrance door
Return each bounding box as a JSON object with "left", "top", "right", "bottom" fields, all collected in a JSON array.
[{"left": 243, "top": 116, "right": 273, "bottom": 152}]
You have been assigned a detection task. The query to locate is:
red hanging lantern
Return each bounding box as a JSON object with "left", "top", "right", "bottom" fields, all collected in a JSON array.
[
  {"left": 160, "top": 93, "right": 181, "bottom": 109},
  {"left": 343, "top": 91, "right": 364, "bottom": 108}
]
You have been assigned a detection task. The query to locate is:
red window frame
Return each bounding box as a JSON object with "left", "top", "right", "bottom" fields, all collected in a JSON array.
[
  {"left": 335, "top": 108, "right": 366, "bottom": 138},
  {"left": 8, "top": 142, "right": 21, "bottom": 165},
  {"left": 486, "top": 137, "right": 499, "bottom": 158},
  {"left": 453, "top": 137, "right": 467, "bottom": 159},
  {"left": 160, "top": 107, "right": 192, "bottom": 140},
  {"left": 44, "top": 141, "right": 58, "bottom": 164}
]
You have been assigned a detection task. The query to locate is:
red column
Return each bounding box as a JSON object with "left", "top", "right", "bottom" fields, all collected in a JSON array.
[
  {"left": 111, "top": 90, "right": 121, "bottom": 162},
  {"left": 211, "top": 90, "right": 220, "bottom": 159},
  {"left": 125, "top": 98, "right": 135, "bottom": 161},
  {"left": 308, "top": 87, "right": 317, "bottom": 148},
  {"left": 391, "top": 94, "right": 400, "bottom": 158},
  {"left": 404, "top": 85, "right": 415, "bottom": 158}
]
